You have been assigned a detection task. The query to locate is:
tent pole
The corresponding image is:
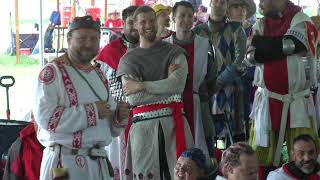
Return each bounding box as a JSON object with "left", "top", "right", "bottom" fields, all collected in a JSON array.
[
  {"left": 72, "top": 0, "right": 76, "bottom": 18},
  {"left": 105, "top": 0, "right": 107, "bottom": 22},
  {"left": 57, "top": 0, "right": 60, "bottom": 55},
  {"left": 14, "top": 0, "right": 20, "bottom": 64}
]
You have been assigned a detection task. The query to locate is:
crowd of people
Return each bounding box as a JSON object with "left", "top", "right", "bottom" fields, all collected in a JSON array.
[{"left": 2, "top": 0, "right": 320, "bottom": 180}]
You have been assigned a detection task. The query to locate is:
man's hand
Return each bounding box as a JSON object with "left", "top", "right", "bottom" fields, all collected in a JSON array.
[
  {"left": 95, "top": 101, "right": 112, "bottom": 119},
  {"left": 116, "top": 102, "right": 130, "bottom": 123},
  {"left": 123, "top": 77, "right": 144, "bottom": 95},
  {"left": 168, "top": 64, "right": 179, "bottom": 76}
]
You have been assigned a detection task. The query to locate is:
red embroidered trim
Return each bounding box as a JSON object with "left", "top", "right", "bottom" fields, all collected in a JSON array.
[
  {"left": 147, "top": 172, "right": 154, "bottom": 179},
  {"left": 85, "top": 103, "right": 96, "bottom": 127},
  {"left": 95, "top": 67, "right": 109, "bottom": 90},
  {"left": 125, "top": 169, "right": 131, "bottom": 175},
  {"left": 47, "top": 106, "right": 65, "bottom": 132},
  {"left": 72, "top": 130, "right": 83, "bottom": 148},
  {"left": 39, "top": 64, "right": 56, "bottom": 85},
  {"left": 138, "top": 173, "right": 144, "bottom": 179},
  {"left": 54, "top": 60, "right": 79, "bottom": 107}
]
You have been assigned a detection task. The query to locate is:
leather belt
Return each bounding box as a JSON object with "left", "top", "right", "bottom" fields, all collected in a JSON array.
[{"left": 49, "top": 145, "right": 107, "bottom": 159}]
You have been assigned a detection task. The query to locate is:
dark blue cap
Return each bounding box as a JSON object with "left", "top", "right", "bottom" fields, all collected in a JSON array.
[
  {"left": 181, "top": 148, "right": 206, "bottom": 169},
  {"left": 68, "top": 15, "right": 100, "bottom": 32}
]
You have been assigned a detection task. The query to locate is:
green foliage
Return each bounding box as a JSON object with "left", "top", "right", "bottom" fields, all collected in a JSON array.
[{"left": 282, "top": 144, "right": 289, "bottom": 164}]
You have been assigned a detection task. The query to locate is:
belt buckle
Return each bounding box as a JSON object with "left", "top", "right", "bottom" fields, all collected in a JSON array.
[{"left": 88, "top": 145, "right": 100, "bottom": 160}]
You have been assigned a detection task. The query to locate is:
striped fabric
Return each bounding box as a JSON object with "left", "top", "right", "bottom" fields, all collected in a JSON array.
[{"left": 193, "top": 19, "right": 247, "bottom": 136}]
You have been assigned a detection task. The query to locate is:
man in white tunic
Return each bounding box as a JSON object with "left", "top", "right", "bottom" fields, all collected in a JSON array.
[{"left": 33, "top": 16, "right": 129, "bottom": 180}]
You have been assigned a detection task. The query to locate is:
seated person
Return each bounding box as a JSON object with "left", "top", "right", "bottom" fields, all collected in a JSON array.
[
  {"left": 105, "top": 10, "right": 123, "bottom": 28},
  {"left": 174, "top": 148, "right": 206, "bottom": 180},
  {"left": 2, "top": 117, "right": 44, "bottom": 180},
  {"left": 267, "top": 134, "right": 320, "bottom": 180},
  {"left": 216, "top": 142, "right": 258, "bottom": 180}
]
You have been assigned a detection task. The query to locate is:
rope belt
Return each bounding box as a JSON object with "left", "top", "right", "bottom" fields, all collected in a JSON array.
[{"left": 262, "top": 88, "right": 311, "bottom": 166}]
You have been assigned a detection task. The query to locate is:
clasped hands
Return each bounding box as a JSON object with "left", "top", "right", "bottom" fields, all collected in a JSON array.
[
  {"left": 95, "top": 101, "right": 130, "bottom": 125},
  {"left": 123, "top": 64, "right": 179, "bottom": 95}
]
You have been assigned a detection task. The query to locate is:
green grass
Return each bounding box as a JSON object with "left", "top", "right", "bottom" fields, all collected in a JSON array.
[
  {"left": 0, "top": 54, "right": 39, "bottom": 66},
  {"left": 0, "top": 54, "right": 40, "bottom": 120}
]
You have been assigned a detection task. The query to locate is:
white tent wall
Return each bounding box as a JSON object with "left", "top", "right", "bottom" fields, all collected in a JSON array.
[
  {"left": 0, "top": 1, "right": 12, "bottom": 54},
  {"left": 0, "top": 0, "right": 57, "bottom": 54}
]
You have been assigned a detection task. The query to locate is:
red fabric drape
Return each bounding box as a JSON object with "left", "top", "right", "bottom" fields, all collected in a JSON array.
[
  {"left": 11, "top": 123, "right": 43, "bottom": 180},
  {"left": 97, "top": 38, "right": 126, "bottom": 70}
]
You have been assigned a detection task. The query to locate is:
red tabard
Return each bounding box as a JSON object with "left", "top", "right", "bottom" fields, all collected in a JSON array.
[
  {"left": 263, "top": 2, "right": 301, "bottom": 130},
  {"left": 177, "top": 42, "right": 195, "bottom": 138}
]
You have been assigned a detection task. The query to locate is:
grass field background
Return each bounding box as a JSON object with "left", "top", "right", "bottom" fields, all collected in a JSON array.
[{"left": 0, "top": 54, "right": 40, "bottom": 120}]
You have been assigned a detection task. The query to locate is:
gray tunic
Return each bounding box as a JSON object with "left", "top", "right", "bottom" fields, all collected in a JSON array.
[{"left": 117, "top": 41, "right": 194, "bottom": 180}]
